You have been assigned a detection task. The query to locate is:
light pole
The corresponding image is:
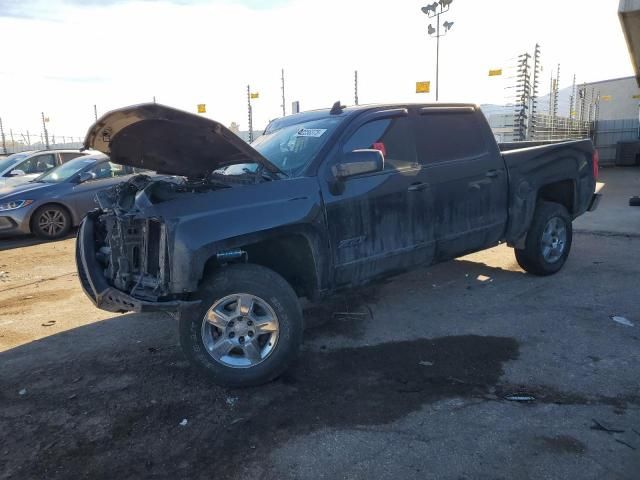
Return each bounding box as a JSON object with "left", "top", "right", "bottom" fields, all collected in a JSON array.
[{"left": 421, "top": 0, "right": 454, "bottom": 101}]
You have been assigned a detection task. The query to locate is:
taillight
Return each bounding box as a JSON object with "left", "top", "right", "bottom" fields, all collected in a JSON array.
[{"left": 592, "top": 149, "right": 599, "bottom": 180}]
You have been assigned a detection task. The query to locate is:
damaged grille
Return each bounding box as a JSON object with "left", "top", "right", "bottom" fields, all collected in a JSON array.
[{"left": 99, "top": 215, "right": 170, "bottom": 301}]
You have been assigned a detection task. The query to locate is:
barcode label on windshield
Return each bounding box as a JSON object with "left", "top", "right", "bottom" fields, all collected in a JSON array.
[{"left": 296, "top": 128, "right": 327, "bottom": 138}]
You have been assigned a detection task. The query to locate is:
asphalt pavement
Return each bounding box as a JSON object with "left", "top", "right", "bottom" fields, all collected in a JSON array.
[{"left": 1, "top": 167, "right": 639, "bottom": 479}]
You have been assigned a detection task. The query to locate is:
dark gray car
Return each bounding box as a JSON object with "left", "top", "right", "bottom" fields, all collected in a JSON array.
[{"left": 0, "top": 153, "right": 143, "bottom": 239}]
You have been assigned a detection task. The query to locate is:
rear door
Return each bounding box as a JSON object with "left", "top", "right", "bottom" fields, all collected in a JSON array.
[
  {"left": 320, "top": 109, "right": 436, "bottom": 286},
  {"left": 415, "top": 107, "right": 508, "bottom": 260}
]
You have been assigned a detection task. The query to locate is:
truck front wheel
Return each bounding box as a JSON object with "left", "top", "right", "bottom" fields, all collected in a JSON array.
[
  {"left": 515, "top": 201, "right": 573, "bottom": 276},
  {"left": 179, "top": 263, "right": 303, "bottom": 387}
]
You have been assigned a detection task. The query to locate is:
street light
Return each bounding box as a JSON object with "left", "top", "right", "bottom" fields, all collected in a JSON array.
[{"left": 421, "top": 0, "right": 455, "bottom": 101}]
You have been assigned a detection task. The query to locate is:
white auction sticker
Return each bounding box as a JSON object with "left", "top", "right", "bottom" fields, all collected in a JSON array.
[{"left": 296, "top": 128, "right": 327, "bottom": 138}]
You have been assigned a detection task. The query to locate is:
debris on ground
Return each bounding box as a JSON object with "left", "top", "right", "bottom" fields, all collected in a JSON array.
[
  {"left": 41, "top": 320, "right": 56, "bottom": 327},
  {"left": 591, "top": 419, "right": 625, "bottom": 434},
  {"left": 179, "top": 419, "right": 188, "bottom": 427},
  {"left": 226, "top": 397, "right": 237, "bottom": 407},
  {"left": 615, "top": 439, "right": 637, "bottom": 450},
  {"left": 504, "top": 393, "right": 536, "bottom": 402},
  {"left": 419, "top": 360, "right": 434, "bottom": 366},
  {"left": 0, "top": 271, "right": 9, "bottom": 282},
  {"left": 18, "top": 389, "right": 27, "bottom": 396},
  {"left": 610, "top": 316, "right": 634, "bottom": 327}
]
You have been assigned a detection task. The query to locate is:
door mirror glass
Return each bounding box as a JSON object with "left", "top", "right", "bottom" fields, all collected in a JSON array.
[
  {"left": 78, "top": 171, "right": 96, "bottom": 183},
  {"left": 9, "top": 169, "right": 25, "bottom": 177},
  {"left": 332, "top": 149, "right": 384, "bottom": 179}
]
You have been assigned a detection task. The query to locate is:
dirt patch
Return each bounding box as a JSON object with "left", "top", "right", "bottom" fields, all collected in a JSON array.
[
  {"left": 0, "top": 335, "right": 518, "bottom": 479},
  {"left": 0, "top": 289, "right": 75, "bottom": 316}
]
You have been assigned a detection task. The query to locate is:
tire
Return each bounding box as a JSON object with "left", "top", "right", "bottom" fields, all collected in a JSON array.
[
  {"left": 179, "top": 263, "right": 303, "bottom": 387},
  {"left": 31, "top": 204, "right": 72, "bottom": 240},
  {"left": 515, "top": 201, "right": 573, "bottom": 276}
]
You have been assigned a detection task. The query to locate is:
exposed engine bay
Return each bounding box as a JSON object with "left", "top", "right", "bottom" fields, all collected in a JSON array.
[{"left": 91, "top": 173, "right": 263, "bottom": 302}]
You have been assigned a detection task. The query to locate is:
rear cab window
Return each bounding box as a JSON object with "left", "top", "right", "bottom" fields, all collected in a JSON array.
[{"left": 416, "top": 111, "right": 488, "bottom": 164}]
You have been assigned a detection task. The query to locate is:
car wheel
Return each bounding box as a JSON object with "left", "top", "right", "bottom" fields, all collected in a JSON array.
[
  {"left": 179, "top": 263, "right": 303, "bottom": 387},
  {"left": 515, "top": 201, "right": 573, "bottom": 276},
  {"left": 32, "top": 204, "right": 72, "bottom": 240}
]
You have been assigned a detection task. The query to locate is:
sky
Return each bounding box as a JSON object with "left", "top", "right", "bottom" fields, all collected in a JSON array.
[{"left": 0, "top": 0, "right": 633, "bottom": 139}]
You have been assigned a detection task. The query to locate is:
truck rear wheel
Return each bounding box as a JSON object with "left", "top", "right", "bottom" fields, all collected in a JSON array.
[
  {"left": 515, "top": 201, "right": 572, "bottom": 276},
  {"left": 179, "top": 263, "right": 303, "bottom": 387}
]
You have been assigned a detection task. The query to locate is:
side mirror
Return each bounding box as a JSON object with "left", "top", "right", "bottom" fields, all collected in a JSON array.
[
  {"left": 78, "top": 172, "right": 96, "bottom": 183},
  {"left": 9, "top": 169, "right": 25, "bottom": 177},
  {"left": 332, "top": 149, "right": 384, "bottom": 179}
]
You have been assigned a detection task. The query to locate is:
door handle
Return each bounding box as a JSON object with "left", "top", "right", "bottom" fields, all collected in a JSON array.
[
  {"left": 485, "top": 169, "right": 499, "bottom": 178},
  {"left": 408, "top": 182, "right": 430, "bottom": 192}
]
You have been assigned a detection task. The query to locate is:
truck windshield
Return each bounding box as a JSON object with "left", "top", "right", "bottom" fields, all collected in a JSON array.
[{"left": 223, "top": 116, "right": 345, "bottom": 177}]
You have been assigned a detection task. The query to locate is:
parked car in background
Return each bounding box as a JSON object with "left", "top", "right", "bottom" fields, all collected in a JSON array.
[
  {"left": 0, "top": 149, "right": 89, "bottom": 188},
  {"left": 0, "top": 153, "right": 148, "bottom": 239}
]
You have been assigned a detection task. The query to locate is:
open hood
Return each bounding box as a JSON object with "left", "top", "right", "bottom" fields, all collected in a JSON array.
[{"left": 84, "top": 103, "right": 280, "bottom": 178}]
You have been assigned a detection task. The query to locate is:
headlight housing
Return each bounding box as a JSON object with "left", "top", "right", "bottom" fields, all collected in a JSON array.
[{"left": 0, "top": 200, "right": 34, "bottom": 212}]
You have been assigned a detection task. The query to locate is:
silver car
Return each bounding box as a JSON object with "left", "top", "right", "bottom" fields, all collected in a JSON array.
[
  {"left": 0, "top": 150, "right": 88, "bottom": 188},
  {"left": 0, "top": 154, "right": 145, "bottom": 239}
]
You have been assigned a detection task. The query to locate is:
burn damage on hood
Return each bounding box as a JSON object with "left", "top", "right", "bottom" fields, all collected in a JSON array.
[{"left": 84, "top": 103, "right": 282, "bottom": 179}]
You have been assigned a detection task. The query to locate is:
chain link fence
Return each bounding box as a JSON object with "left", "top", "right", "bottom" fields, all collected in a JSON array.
[{"left": 0, "top": 129, "right": 84, "bottom": 156}]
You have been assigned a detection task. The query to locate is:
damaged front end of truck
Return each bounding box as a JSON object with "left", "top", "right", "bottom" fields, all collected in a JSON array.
[{"left": 76, "top": 103, "right": 283, "bottom": 315}]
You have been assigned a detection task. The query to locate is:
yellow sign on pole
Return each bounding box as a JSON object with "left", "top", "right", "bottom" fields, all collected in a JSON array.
[
  {"left": 250, "top": 92, "right": 260, "bottom": 99},
  {"left": 632, "top": 94, "right": 640, "bottom": 99},
  {"left": 416, "top": 81, "right": 431, "bottom": 93},
  {"left": 488, "top": 69, "right": 503, "bottom": 77},
  {"left": 601, "top": 95, "right": 612, "bottom": 102},
  {"left": 197, "top": 104, "right": 206, "bottom": 113}
]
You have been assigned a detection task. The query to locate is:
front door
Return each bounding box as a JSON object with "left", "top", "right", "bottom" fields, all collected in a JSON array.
[{"left": 320, "top": 109, "right": 436, "bottom": 286}]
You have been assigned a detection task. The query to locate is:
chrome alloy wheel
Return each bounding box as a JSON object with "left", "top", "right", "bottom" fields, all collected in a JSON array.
[
  {"left": 541, "top": 217, "right": 567, "bottom": 263},
  {"left": 38, "top": 209, "right": 67, "bottom": 237},
  {"left": 201, "top": 293, "right": 280, "bottom": 368}
]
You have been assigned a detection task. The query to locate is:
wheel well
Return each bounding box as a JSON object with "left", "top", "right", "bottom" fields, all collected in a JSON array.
[
  {"left": 537, "top": 180, "right": 575, "bottom": 214},
  {"left": 204, "top": 234, "right": 319, "bottom": 299},
  {"left": 30, "top": 203, "right": 73, "bottom": 229}
]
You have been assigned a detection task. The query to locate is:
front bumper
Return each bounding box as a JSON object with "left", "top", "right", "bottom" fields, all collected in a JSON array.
[
  {"left": 588, "top": 193, "right": 602, "bottom": 212},
  {"left": 0, "top": 206, "right": 35, "bottom": 236},
  {"left": 76, "top": 215, "right": 200, "bottom": 316}
]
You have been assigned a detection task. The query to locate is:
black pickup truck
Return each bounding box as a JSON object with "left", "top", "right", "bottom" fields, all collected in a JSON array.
[{"left": 76, "top": 102, "right": 600, "bottom": 386}]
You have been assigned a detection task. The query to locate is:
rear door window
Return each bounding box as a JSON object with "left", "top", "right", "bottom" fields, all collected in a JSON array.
[
  {"left": 416, "top": 112, "right": 487, "bottom": 164},
  {"left": 343, "top": 117, "right": 417, "bottom": 171},
  {"left": 61, "top": 152, "right": 85, "bottom": 163}
]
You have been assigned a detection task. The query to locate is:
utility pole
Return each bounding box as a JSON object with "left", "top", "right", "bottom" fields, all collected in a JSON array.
[
  {"left": 41, "top": 112, "right": 50, "bottom": 149},
  {"left": 153, "top": 96, "right": 157, "bottom": 104},
  {"left": 529, "top": 43, "right": 541, "bottom": 140},
  {"left": 422, "top": 0, "right": 455, "bottom": 101},
  {"left": 0, "top": 117, "right": 6, "bottom": 155},
  {"left": 247, "top": 84, "right": 253, "bottom": 143},
  {"left": 94, "top": 104, "right": 98, "bottom": 121},
  {"left": 10, "top": 129, "right": 15, "bottom": 151},
  {"left": 280, "top": 68, "right": 286, "bottom": 117},
  {"left": 354, "top": 70, "right": 359, "bottom": 105}
]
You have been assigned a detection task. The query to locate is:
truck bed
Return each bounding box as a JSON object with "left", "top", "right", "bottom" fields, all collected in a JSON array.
[{"left": 498, "top": 139, "right": 596, "bottom": 245}]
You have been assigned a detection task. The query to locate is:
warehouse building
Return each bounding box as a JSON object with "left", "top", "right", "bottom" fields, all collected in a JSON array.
[{"left": 588, "top": 76, "right": 640, "bottom": 165}]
